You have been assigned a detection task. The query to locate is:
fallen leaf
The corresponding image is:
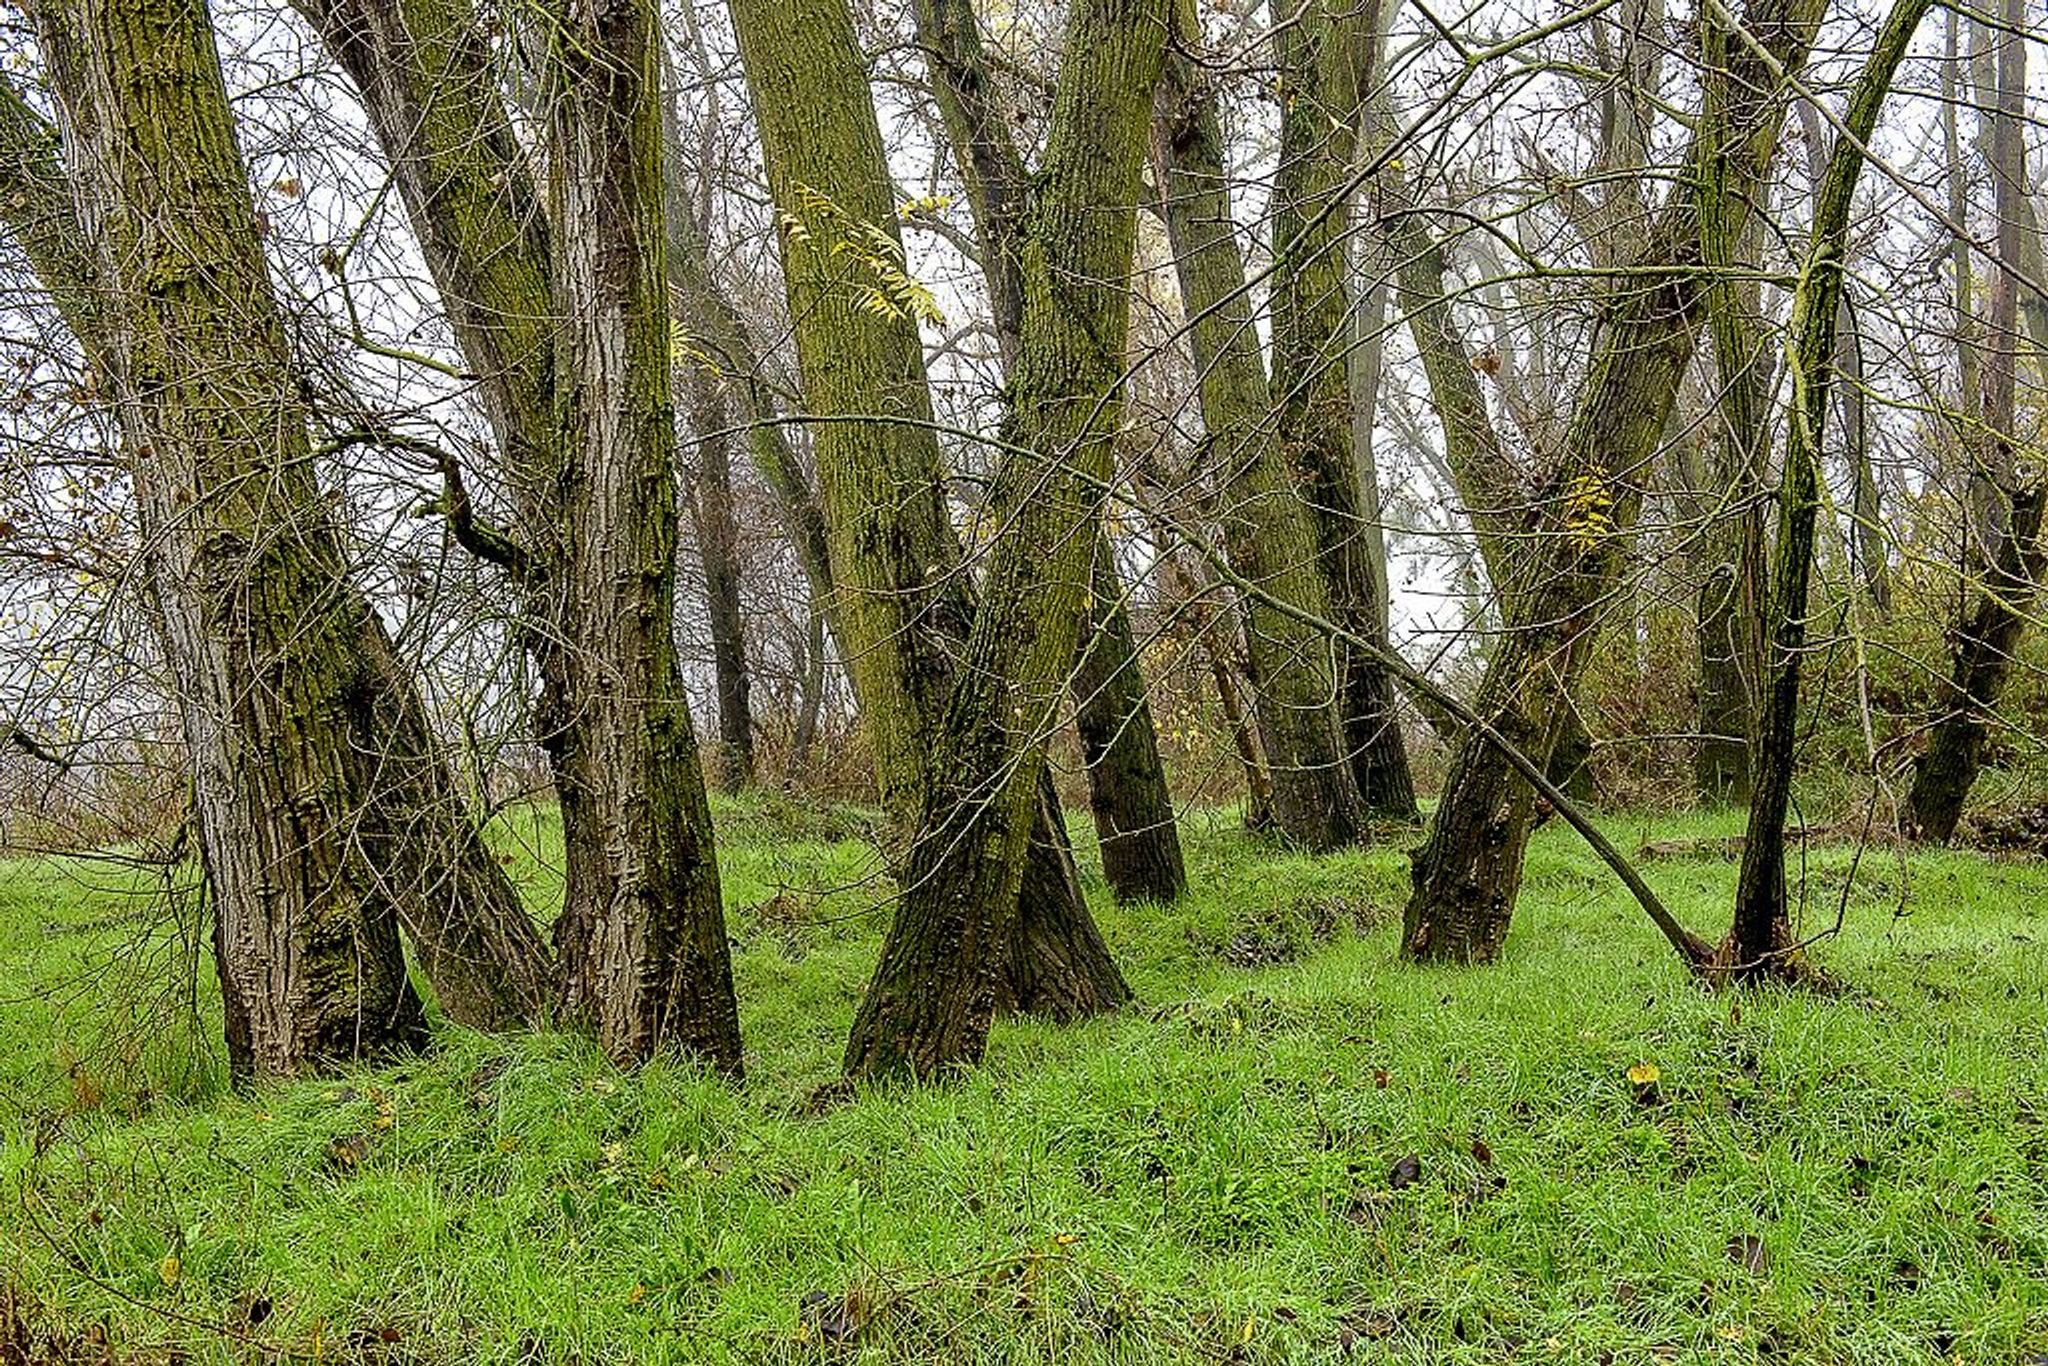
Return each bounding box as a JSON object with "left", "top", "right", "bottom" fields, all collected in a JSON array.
[
  {"left": 1470, "top": 1137, "right": 1494, "bottom": 1165},
  {"left": 158, "top": 1254, "right": 181, "bottom": 1287},
  {"left": 1627, "top": 1062, "right": 1661, "bottom": 1086}
]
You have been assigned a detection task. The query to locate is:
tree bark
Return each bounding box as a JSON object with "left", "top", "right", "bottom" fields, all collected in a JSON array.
[
  {"left": 1150, "top": 1, "right": 1363, "bottom": 850},
  {"left": 0, "top": 64, "right": 552, "bottom": 1040},
  {"left": 1269, "top": 0, "right": 1417, "bottom": 821},
  {"left": 1731, "top": 0, "right": 1934, "bottom": 978},
  {"left": 1074, "top": 541, "right": 1188, "bottom": 903},
  {"left": 1403, "top": 0, "right": 1825, "bottom": 964},
  {"left": 682, "top": 368, "right": 756, "bottom": 792},
  {"left": 540, "top": 0, "right": 741, "bottom": 1069},
  {"left": 828, "top": 0, "right": 1167, "bottom": 1079},
  {"left": 39, "top": 0, "right": 437, "bottom": 1076},
  {"left": 729, "top": 0, "right": 1131, "bottom": 1063},
  {"left": 910, "top": 0, "right": 1186, "bottom": 899},
  {"left": 295, "top": 0, "right": 742, "bottom": 1066}
]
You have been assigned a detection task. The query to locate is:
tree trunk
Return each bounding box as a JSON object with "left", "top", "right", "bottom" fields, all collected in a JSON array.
[
  {"left": 1692, "top": 176, "right": 1777, "bottom": 808},
  {"left": 1404, "top": 0, "right": 1824, "bottom": 963},
  {"left": 3, "top": 15, "right": 552, "bottom": 1042},
  {"left": 297, "top": 0, "right": 743, "bottom": 1066},
  {"left": 41, "top": 0, "right": 434, "bottom": 1075},
  {"left": 730, "top": 0, "right": 1130, "bottom": 1069},
  {"left": 1731, "top": 0, "right": 1934, "bottom": 977},
  {"left": 1150, "top": 1, "right": 1363, "bottom": 850},
  {"left": 541, "top": 0, "right": 740, "bottom": 1069},
  {"left": 830, "top": 0, "right": 1167, "bottom": 1080},
  {"left": 1907, "top": 0, "right": 2038, "bottom": 845},
  {"left": 1269, "top": 0, "right": 1417, "bottom": 822},
  {"left": 909, "top": 0, "right": 1185, "bottom": 896},
  {"left": 683, "top": 368, "right": 756, "bottom": 791},
  {"left": 1074, "top": 541, "right": 1187, "bottom": 903}
]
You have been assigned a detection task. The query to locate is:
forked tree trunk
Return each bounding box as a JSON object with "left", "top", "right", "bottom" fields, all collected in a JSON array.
[
  {"left": 730, "top": 0, "right": 1130, "bottom": 1052},
  {"left": 828, "top": 0, "right": 1167, "bottom": 1080},
  {"left": 297, "top": 0, "right": 742, "bottom": 1066},
  {"left": 1269, "top": 0, "right": 1417, "bottom": 822},
  {"left": 1074, "top": 543, "right": 1187, "bottom": 903},
  {"left": 1150, "top": 0, "right": 1363, "bottom": 850},
  {"left": 542, "top": 0, "right": 740, "bottom": 1069},
  {"left": 41, "top": 0, "right": 435, "bottom": 1076},
  {"left": 910, "top": 0, "right": 1186, "bottom": 899},
  {"left": 0, "top": 48, "right": 551, "bottom": 1041},
  {"left": 1403, "top": 0, "right": 1825, "bottom": 963}
]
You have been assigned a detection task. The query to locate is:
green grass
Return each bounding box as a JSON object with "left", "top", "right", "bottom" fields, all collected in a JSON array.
[{"left": 2, "top": 798, "right": 2044, "bottom": 1363}]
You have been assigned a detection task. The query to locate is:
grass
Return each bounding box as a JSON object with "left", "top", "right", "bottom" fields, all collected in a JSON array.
[{"left": 1, "top": 796, "right": 2044, "bottom": 1363}]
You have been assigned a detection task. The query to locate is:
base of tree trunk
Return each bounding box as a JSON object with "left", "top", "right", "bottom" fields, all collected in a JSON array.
[
  {"left": 1003, "top": 781, "right": 1133, "bottom": 1018},
  {"left": 1703, "top": 928, "right": 1837, "bottom": 992}
]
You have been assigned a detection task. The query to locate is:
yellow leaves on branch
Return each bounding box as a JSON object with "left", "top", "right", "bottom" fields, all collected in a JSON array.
[
  {"left": 1563, "top": 472, "right": 1617, "bottom": 553},
  {"left": 777, "top": 182, "right": 946, "bottom": 329}
]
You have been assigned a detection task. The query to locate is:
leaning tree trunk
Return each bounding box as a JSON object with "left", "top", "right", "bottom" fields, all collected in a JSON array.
[
  {"left": 0, "top": 55, "right": 551, "bottom": 1040},
  {"left": 41, "top": 0, "right": 437, "bottom": 1076},
  {"left": 541, "top": 0, "right": 740, "bottom": 1069},
  {"left": 729, "top": 0, "right": 1129, "bottom": 1035},
  {"left": 1731, "top": 0, "right": 1933, "bottom": 977},
  {"left": 911, "top": 0, "right": 1186, "bottom": 900},
  {"left": 1907, "top": 0, "right": 2039, "bottom": 845},
  {"left": 1403, "top": 0, "right": 1825, "bottom": 964},
  {"left": 1074, "top": 541, "right": 1187, "bottom": 903},
  {"left": 1150, "top": 0, "right": 1363, "bottom": 850},
  {"left": 1269, "top": 0, "right": 1417, "bottom": 822},
  {"left": 832, "top": 0, "right": 1168, "bottom": 1080}
]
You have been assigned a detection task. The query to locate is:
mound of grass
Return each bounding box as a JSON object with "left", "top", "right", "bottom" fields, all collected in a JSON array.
[{"left": 1, "top": 800, "right": 2043, "bottom": 1363}]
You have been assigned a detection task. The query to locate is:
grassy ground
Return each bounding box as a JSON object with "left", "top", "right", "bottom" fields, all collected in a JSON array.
[{"left": 1, "top": 797, "right": 2044, "bottom": 1363}]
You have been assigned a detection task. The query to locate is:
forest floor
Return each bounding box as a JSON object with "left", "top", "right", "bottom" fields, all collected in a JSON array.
[{"left": 1, "top": 796, "right": 2044, "bottom": 1364}]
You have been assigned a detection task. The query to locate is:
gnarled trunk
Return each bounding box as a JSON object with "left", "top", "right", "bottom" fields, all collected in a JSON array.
[
  {"left": 541, "top": 0, "right": 740, "bottom": 1069},
  {"left": 42, "top": 0, "right": 436, "bottom": 1075}
]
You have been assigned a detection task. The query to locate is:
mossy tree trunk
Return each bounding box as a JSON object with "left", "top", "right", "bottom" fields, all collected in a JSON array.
[
  {"left": 729, "top": 0, "right": 1131, "bottom": 1040},
  {"left": 1269, "top": 0, "right": 1417, "bottom": 823},
  {"left": 539, "top": 0, "right": 741, "bottom": 1069},
  {"left": 1403, "top": 0, "right": 1824, "bottom": 964},
  {"left": 1073, "top": 542, "right": 1187, "bottom": 903},
  {"left": 2, "top": 22, "right": 551, "bottom": 1042},
  {"left": 1731, "top": 0, "right": 1934, "bottom": 977},
  {"left": 39, "top": 0, "right": 437, "bottom": 1076},
  {"left": 1150, "top": 0, "right": 1363, "bottom": 851},
  {"left": 746, "top": 0, "right": 1169, "bottom": 1080},
  {"left": 912, "top": 0, "right": 1186, "bottom": 902},
  {"left": 299, "top": 0, "right": 741, "bottom": 1066},
  {"left": 1693, "top": 194, "right": 1776, "bottom": 809}
]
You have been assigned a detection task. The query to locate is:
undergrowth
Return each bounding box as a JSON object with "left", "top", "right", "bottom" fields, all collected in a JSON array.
[{"left": 1, "top": 799, "right": 2043, "bottom": 1363}]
